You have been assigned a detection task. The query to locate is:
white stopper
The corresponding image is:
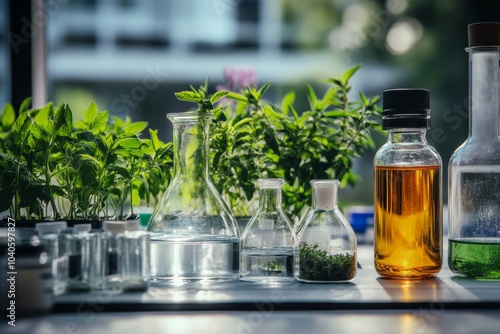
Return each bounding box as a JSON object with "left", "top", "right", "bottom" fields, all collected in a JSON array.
[
  {"left": 35, "top": 221, "right": 68, "bottom": 235},
  {"left": 73, "top": 224, "right": 92, "bottom": 233},
  {"left": 102, "top": 221, "right": 128, "bottom": 234}
]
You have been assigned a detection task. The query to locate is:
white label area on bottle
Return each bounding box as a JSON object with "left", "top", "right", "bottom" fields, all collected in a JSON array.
[{"left": 258, "top": 219, "right": 274, "bottom": 229}]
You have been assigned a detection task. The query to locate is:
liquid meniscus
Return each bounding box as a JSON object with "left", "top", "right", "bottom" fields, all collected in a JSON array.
[{"left": 374, "top": 165, "right": 442, "bottom": 278}]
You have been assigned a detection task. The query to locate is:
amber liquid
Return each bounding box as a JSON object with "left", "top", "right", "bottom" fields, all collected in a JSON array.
[{"left": 374, "top": 165, "right": 442, "bottom": 278}]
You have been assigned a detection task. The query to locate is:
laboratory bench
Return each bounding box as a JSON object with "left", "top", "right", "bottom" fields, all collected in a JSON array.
[{"left": 3, "top": 243, "right": 500, "bottom": 334}]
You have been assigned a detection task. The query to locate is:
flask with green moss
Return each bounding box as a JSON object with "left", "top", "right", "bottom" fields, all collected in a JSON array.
[{"left": 295, "top": 180, "right": 357, "bottom": 283}]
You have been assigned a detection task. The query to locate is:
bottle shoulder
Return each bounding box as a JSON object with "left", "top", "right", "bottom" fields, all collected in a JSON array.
[
  {"left": 374, "top": 142, "right": 442, "bottom": 166},
  {"left": 449, "top": 138, "right": 500, "bottom": 167}
]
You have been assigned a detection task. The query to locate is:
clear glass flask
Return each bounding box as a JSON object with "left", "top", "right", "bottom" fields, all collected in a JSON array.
[
  {"left": 147, "top": 112, "right": 240, "bottom": 283},
  {"left": 296, "top": 180, "right": 356, "bottom": 283},
  {"left": 448, "top": 22, "right": 500, "bottom": 279},
  {"left": 374, "top": 88, "right": 442, "bottom": 279},
  {"left": 240, "top": 178, "right": 296, "bottom": 282}
]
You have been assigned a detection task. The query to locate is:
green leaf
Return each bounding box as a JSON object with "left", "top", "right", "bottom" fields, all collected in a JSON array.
[
  {"left": 257, "top": 82, "right": 272, "bottom": 98},
  {"left": 54, "top": 104, "right": 73, "bottom": 136},
  {"left": 264, "top": 127, "right": 280, "bottom": 155},
  {"left": 341, "top": 64, "right": 361, "bottom": 85},
  {"left": 149, "top": 129, "right": 161, "bottom": 150},
  {"left": 123, "top": 121, "right": 148, "bottom": 135},
  {"left": 32, "top": 103, "right": 53, "bottom": 127},
  {"left": 84, "top": 102, "right": 99, "bottom": 124},
  {"left": 175, "top": 91, "right": 201, "bottom": 102},
  {"left": 226, "top": 92, "right": 247, "bottom": 102},
  {"left": 19, "top": 97, "right": 32, "bottom": 115},
  {"left": 307, "top": 85, "right": 317, "bottom": 109},
  {"left": 0, "top": 104, "right": 16, "bottom": 129},
  {"left": 281, "top": 91, "right": 295, "bottom": 116},
  {"left": 210, "top": 90, "right": 229, "bottom": 104}
]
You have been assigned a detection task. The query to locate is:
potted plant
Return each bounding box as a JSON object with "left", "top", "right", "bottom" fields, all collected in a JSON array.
[
  {"left": 0, "top": 100, "right": 172, "bottom": 226},
  {"left": 174, "top": 65, "right": 382, "bottom": 222}
]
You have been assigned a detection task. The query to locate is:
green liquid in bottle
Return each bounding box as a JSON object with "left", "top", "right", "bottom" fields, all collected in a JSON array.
[{"left": 449, "top": 238, "right": 500, "bottom": 279}]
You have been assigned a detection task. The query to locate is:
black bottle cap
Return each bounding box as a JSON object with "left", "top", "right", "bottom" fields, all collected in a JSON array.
[
  {"left": 468, "top": 22, "right": 500, "bottom": 48},
  {"left": 382, "top": 88, "right": 430, "bottom": 129}
]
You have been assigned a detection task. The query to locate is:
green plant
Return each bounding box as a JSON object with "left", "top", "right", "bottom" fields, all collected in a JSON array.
[
  {"left": 175, "top": 65, "right": 382, "bottom": 219},
  {"left": 0, "top": 100, "right": 173, "bottom": 221},
  {"left": 298, "top": 242, "right": 356, "bottom": 281}
]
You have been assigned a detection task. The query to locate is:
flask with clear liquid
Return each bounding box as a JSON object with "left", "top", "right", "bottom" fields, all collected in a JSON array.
[
  {"left": 147, "top": 112, "right": 240, "bottom": 283},
  {"left": 448, "top": 22, "right": 500, "bottom": 279},
  {"left": 374, "top": 88, "right": 443, "bottom": 279},
  {"left": 240, "top": 178, "right": 296, "bottom": 282}
]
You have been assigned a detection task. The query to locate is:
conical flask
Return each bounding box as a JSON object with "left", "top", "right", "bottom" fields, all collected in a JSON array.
[
  {"left": 296, "top": 180, "right": 356, "bottom": 283},
  {"left": 147, "top": 112, "right": 240, "bottom": 283},
  {"left": 240, "top": 178, "right": 296, "bottom": 282}
]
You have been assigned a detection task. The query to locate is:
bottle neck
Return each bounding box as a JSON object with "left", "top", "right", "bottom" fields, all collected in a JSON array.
[
  {"left": 172, "top": 118, "right": 210, "bottom": 180},
  {"left": 312, "top": 186, "right": 338, "bottom": 210},
  {"left": 258, "top": 187, "right": 282, "bottom": 211},
  {"left": 387, "top": 129, "right": 427, "bottom": 144},
  {"left": 469, "top": 49, "right": 500, "bottom": 139}
]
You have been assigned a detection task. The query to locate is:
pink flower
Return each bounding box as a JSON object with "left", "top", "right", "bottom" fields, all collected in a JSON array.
[{"left": 217, "top": 68, "right": 258, "bottom": 93}]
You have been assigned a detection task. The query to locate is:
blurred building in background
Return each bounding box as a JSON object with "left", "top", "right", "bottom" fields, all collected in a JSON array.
[{"left": 3, "top": 0, "right": 500, "bottom": 205}]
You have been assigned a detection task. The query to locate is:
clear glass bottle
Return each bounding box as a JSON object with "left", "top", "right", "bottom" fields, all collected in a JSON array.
[
  {"left": 147, "top": 112, "right": 240, "bottom": 283},
  {"left": 65, "top": 224, "right": 92, "bottom": 291},
  {"left": 35, "top": 221, "right": 69, "bottom": 294},
  {"left": 101, "top": 221, "right": 128, "bottom": 291},
  {"left": 240, "top": 178, "right": 296, "bottom": 282},
  {"left": 296, "top": 180, "right": 356, "bottom": 283},
  {"left": 118, "top": 228, "right": 151, "bottom": 292},
  {"left": 374, "top": 88, "right": 442, "bottom": 279},
  {"left": 449, "top": 22, "right": 500, "bottom": 279}
]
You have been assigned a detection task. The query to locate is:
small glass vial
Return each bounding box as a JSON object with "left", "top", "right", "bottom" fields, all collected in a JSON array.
[
  {"left": 374, "top": 88, "right": 442, "bottom": 279},
  {"left": 36, "top": 221, "right": 69, "bottom": 294},
  {"left": 240, "top": 178, "right": 296, "bottom": 282},
  {"left": 65, "top": 224, "right": 92, "bottom": 291},
  {"left": 296, "top": 180, "right": 356, "bottom": 283},
  {"left": 118, "top": 224, "right": 151, "bottom": 292},
  {"left": 101, "top": 221, "right": 128, "bottom": 291}
]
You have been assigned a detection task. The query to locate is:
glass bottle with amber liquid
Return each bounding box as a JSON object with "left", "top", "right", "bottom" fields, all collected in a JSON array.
[{"left": 374, "top": 88, "right": 442, "bottom": 279}]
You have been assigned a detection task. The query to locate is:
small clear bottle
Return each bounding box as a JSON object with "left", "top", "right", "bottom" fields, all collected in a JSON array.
[
  {"left": 296, "top": 180, "right": 357, "bottom": 283},
  {"left": 448, "top": 23, "right": 500, "bottom": 279},
  {"left": 65, "top": 224, "right": 92, "bottom": 291},
  {"left": 240, "top": 178, "right": 296, "bottom": 282},
  {"left": 36, "top": 221, "right": 69, "bottom": 294},
  {"left": 374, "top": 88, "right": 442, "bottom": 279},
  {"left": 118, "top": 224, "right": 151, "bottom": 292},
  {"left": 101, "top": 221, "right": 128, "bottom": 291}
]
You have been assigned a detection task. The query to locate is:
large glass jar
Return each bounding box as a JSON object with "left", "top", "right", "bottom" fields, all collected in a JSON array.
[
  {"left": 295, "top": 180, "right": 356, "bottom": 283},
  {"left": 448, "top": 23, "right": 500, "bottom": 279},
  {"left": 240, "top": 178, "right": 296, "bottom": 282},
  {"left": 147, "top": 112, "right": 240, "bottom": 283}
]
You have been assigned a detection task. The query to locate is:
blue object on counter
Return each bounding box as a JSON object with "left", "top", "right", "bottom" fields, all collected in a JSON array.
[{"left": 347, "top": 207, "right": 374, "bottom": 233}]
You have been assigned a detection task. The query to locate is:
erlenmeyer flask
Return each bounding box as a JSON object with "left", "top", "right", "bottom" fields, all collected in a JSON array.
[
  {"left": 240, "top": 178, "right": 296, "bottom": 282},
  {"left": 147, "top": 112, "right": 240, "bottom": 283}
]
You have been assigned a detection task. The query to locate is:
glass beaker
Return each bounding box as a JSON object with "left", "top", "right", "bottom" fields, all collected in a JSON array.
[
  {"left": 448, "top": 22, "right": 500, "bottom": 279},
  {"left": 147, "top": 112, "right": 240, "bottom": 283},
  {"left": 240, "top": 178, "right": 296, "bottom": 282},
  {"left": 295, "top": 180, "right": 356, "bottom": 283}
]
